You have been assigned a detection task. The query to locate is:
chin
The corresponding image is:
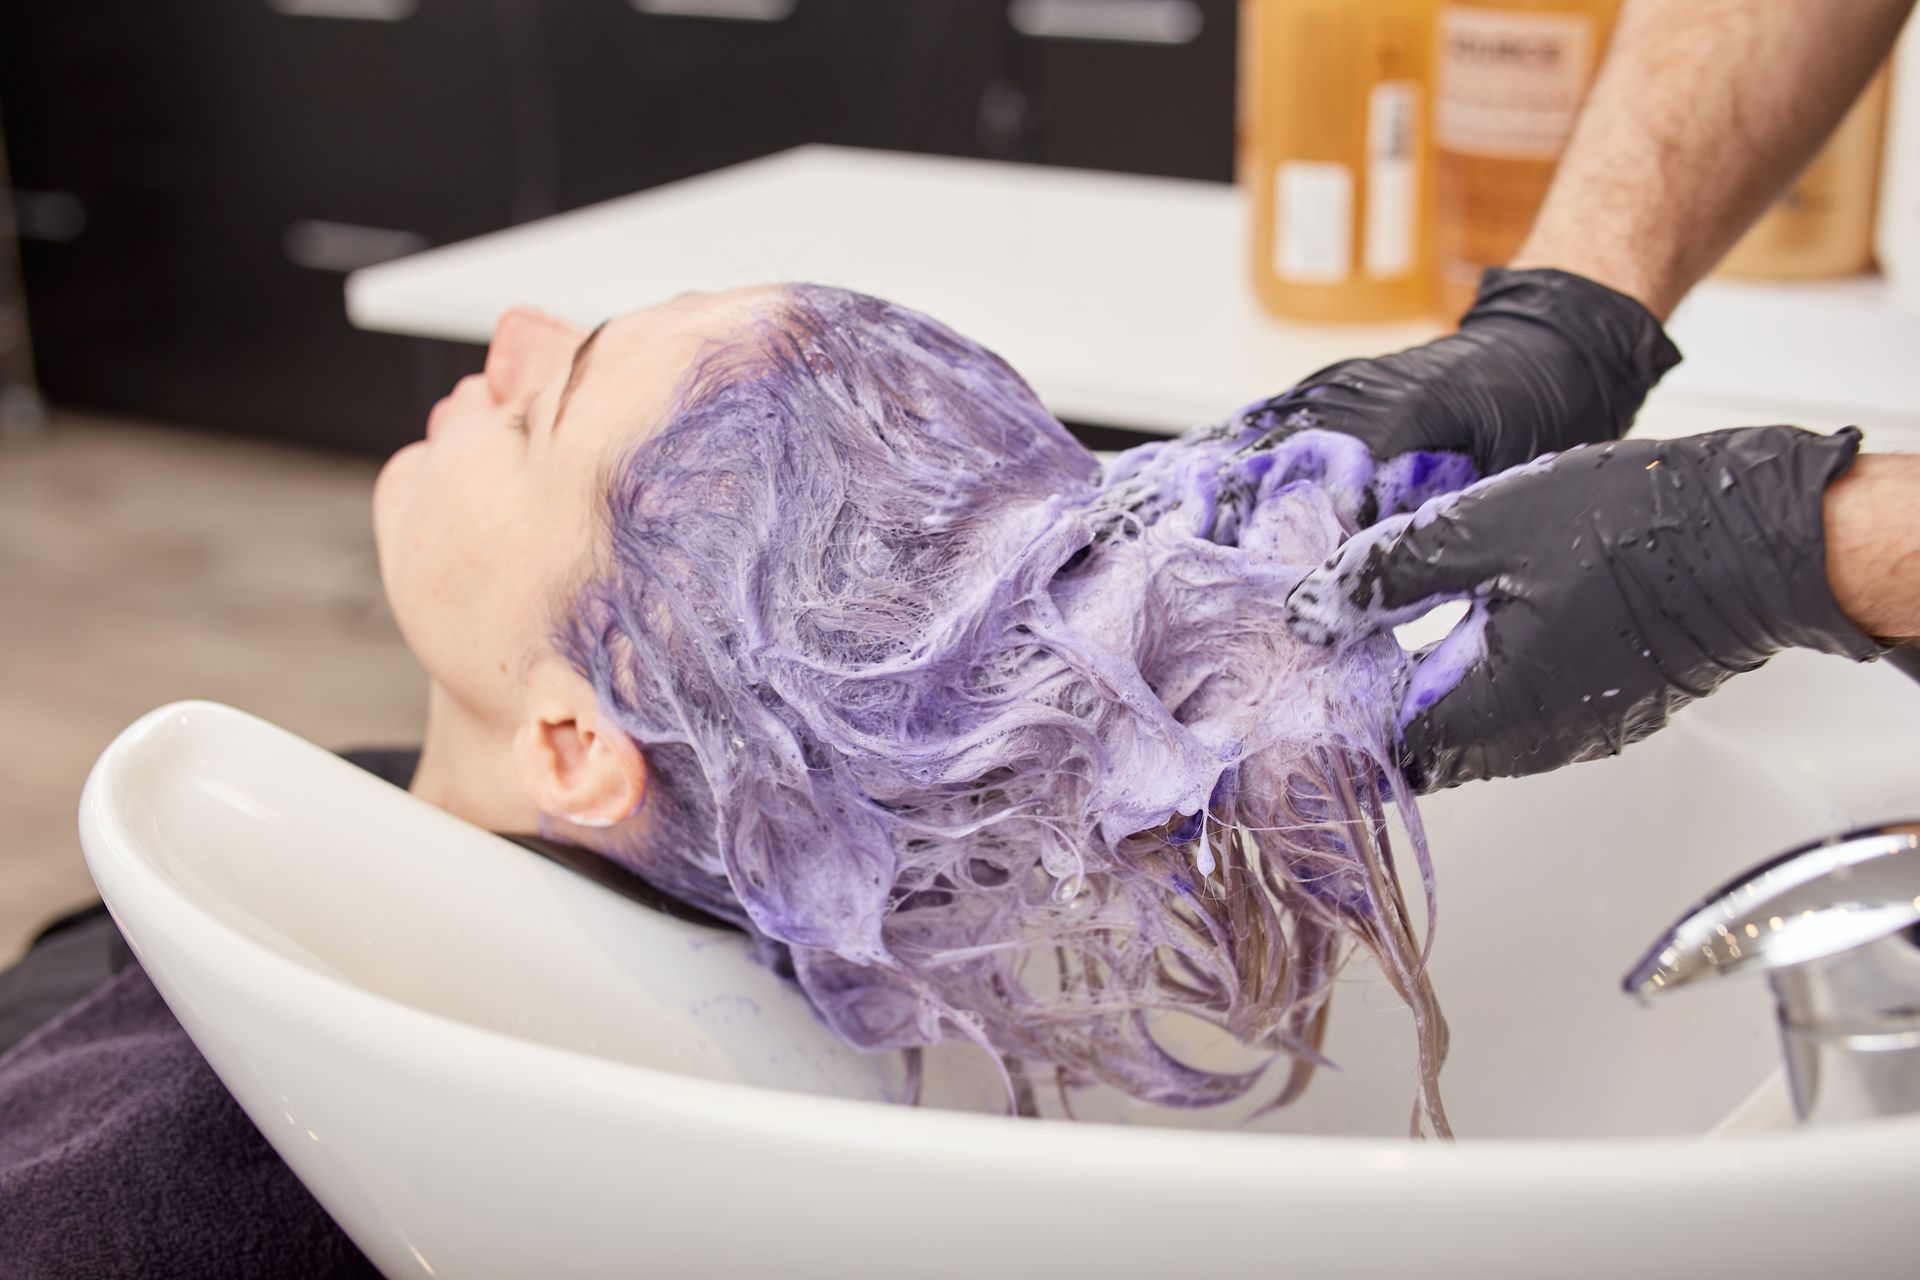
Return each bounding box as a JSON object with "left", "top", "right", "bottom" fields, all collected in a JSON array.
[
  {"left": 369, "top": 442, "right": 425, "bottom": 637},
  {"left": 371, "top": 439, "right": 423, "bottom": 537}
]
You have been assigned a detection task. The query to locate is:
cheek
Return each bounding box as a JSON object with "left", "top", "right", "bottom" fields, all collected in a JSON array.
[
  {"left": 373, "top": 443, "right": 496, "bottom": 661},
  {"left": 372, "top": 441, "right": 556, "bottom": 714},
  {"left": 376, "top": 439, "right": 495, "bottom": 573}
]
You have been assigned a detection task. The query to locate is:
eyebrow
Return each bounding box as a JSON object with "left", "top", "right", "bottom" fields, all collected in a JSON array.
[{"left": 550, "top": 319, "right": 610, "bottom": 438}]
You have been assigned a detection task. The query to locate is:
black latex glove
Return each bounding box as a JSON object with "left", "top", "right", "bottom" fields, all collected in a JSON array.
[
  {"left": 1283, "top": 426, "right": 1887, "bottom": 792},
  {"left": 1239, "top": 267, "right": 1683, "bottom": 520}
]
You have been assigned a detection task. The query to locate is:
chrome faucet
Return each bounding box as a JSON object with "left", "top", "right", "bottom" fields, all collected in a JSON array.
[{"left": 1624, "top": 821, "right": 1920, "bottom": 1125}]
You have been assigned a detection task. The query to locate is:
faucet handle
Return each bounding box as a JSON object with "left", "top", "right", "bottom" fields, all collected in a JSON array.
[{"left": 1624, "top": 822, "right": 1920, "bottom": 1000}]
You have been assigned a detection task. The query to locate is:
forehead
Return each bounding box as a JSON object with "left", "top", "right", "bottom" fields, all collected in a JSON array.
[{"left": 566, "top": 287, "right": 777, "bottom": 440}]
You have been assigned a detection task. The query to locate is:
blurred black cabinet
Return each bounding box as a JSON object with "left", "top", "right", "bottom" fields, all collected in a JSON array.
[
  {"left": 546, "top": 1, "right": 1017, "bottom": 208},
  {"left": 1, "top": 0, "right": 515, "bottom": 453},
  {"left": 1010, "top": 0, "right": 1236, "bottom": 181},
  {"left": 1, "top": 0, "right": 1234, "bottom": 457}
]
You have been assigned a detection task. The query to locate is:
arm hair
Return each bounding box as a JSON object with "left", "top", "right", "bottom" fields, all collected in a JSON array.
[
  {"left": 1510, "top": 0, "right": 1916, "bottom": 318},
  {"left": 1826, "top": 454, "right": 1920, "bottom": 642}
]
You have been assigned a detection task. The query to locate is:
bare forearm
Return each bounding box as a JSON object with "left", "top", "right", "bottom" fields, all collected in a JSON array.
[
  {"left": 1826, "top": 454, "right": 1920, "bottom": 642},
  {"left": 1511, "top": 0, "right": 1914, "bottom": 319}
]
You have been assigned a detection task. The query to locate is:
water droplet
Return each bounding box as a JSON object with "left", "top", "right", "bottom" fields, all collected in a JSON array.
[{"left": 1602, "top": 688, "right": 1621, "bottom": 698}]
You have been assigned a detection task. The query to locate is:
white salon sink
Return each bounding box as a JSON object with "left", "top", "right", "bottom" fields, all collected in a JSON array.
[{"left": 79, "top": 652, "right": 1920, "bottom": 1278}]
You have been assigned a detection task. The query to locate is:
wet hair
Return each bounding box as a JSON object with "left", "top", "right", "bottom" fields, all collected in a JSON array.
[{"left": 553, "top": 285, "right": 1455, "bottom": 1135}]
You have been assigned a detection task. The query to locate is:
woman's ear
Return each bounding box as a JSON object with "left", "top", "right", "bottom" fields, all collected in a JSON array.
[{"left": 510, "top": 655, "right": 646, "bottom": 830}]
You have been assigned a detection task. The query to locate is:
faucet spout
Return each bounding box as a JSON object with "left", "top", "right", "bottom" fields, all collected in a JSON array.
[
  {"left": 1625, "top": 823, "right": 1920, "bottom": 999},
  {"left": 1624, "top": 821, "right": 1920, "bottom": 1123}
]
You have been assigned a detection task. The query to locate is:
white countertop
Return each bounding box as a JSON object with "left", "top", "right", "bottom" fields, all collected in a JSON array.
[{"left": 347, "top": 144, "right": 1920, "bottom": 446}]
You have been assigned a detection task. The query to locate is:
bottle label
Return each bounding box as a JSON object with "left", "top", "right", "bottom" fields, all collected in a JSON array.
[
  {"left": 1436, "top": 6, "right": 1594, "bottom": 159},
  {"left": 1365, "top": 80, "right": 1420, "bottom": 278},
  {"left": 1276, "top": 161, "right": 1353, "bottom": 284}
]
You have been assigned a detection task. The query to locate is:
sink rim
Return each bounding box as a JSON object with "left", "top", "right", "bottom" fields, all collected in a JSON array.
[{"left": 80, "top": 699, "right": 1920, "bottom": 1179}]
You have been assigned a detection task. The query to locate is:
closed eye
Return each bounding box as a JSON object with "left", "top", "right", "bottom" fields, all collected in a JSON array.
[{"left": 508, "top": 395, "right": 536, "bottom": 438}]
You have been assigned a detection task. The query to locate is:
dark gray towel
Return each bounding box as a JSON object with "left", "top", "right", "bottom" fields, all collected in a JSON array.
[
  {"left": 0, "top": 960, "right": 383, "bottom": 1279},
  {"left": 0, "top": 902, "right": 134, "bottom": 1058},
  {"left": 0, "top": 747, "right": 420, "bottom": 1279}
]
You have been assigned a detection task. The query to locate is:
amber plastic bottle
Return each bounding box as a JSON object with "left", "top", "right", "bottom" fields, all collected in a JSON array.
[
  {"left": 1719, "top": 65, "right": 1890, "bottom": 280},
  {"left": 1431, "top": 0, "right": 1621, "bottom": 318},
  {"left": 1878, "top": 31, "right": 1920, "bottom": 307},
  {"left": 1241, "top": 0, "right": 1437, "bottom": 323}
]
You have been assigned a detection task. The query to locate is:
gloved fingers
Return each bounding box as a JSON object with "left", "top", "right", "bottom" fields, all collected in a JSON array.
[
  {"left": 1233, "top": 427, "right": 1381, "bottom": 529},
  {"left": 1365, "top": 449, "right": 1479, "bottom": 519},
  {"left": 1234, "top": 380, "right": 1338, "bottom": 443},
  {"left": 1284, "top": 503, "right": 1506, "bottom": 647},
  {"left": 1236, "top": 362, "right": 1435, "bottom": 472},
  {"left": 1238, "top": 359, "right": 1369, "bottom": 422},
  {"left": 1396, "top": 673, "right": 1484, "bottom": 793},
  {"left": 1394, "top": 600, "right": 1491, "bottom": 732},
  {"left": 1400, "top": 660, "right": 1689, "bottom": 793},
  {"left": 1392, "top": 598, "right": 1530, "bottom": 793}
]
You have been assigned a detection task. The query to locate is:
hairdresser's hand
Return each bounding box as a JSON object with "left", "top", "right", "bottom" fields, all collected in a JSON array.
[
  {"left": 1283, "top": 426, "right": 1886, "bottom": 792},
  {"left": 1242, "top": 267, "right": 1682, "bottom": 521}
]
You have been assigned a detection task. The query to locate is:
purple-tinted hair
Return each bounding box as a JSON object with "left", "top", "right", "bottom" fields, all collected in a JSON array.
[{"left": 553, "top": 285, "right": 1452, "bottom": 1134}]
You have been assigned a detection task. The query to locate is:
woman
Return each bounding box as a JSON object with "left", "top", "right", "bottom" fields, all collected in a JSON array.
[
  {"left": 376, "top": 282, "right": 1470, "bottom": 1129},
  {"left": 17, "top": 267, "right": 1894, "bottom": 1273}
]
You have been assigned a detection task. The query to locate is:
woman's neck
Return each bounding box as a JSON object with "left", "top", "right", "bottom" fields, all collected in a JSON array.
[{"left": 408, "top": 682, "right": 541, "bottom": 834}]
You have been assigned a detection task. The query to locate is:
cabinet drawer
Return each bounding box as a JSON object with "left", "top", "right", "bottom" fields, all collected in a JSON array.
[
  {"left": 17, "top": 179, "right": 447, "bottom": 454},
  {"left": 543, "top": 0, "right": 822, "bottom": 208},
  {"left": 3, "top": 1, "right": 517, "bottom": 242},
  {"left": 214, "top": 0, "right": 518, "bottom": 240},
  {"left": 1008, "top": 0, "right": 1236, "bottom": 181},
  {"left": 0, "top": 2, "right": 232, "bottom": 191},
  {"left": 792, "top": 1, "right": 1014, "bottom": 161}
]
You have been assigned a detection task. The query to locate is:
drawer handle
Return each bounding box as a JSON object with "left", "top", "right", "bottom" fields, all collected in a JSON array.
[
  {"left": 266, "top": 0, "right": 417, "bottom": 21},
  {"left": 627, "top": 0, "right": 797, "bottom": 21},
  {"left": 1007, "top": 0, "right": 1203, "bottom": 45},
  {"left": 283, "top": 220, "right": 428, "bottom": 273},
  {"left": 11, "top": 190, "right": 87, "bottom": 243}
]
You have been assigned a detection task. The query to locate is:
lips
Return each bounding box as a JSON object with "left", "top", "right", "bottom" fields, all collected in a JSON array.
[
  {"left": 425, "top": 394, "right": 451, "bottom": 441},
  {"left": 426, "top": 374, "right": 486, "bottom": 441}
]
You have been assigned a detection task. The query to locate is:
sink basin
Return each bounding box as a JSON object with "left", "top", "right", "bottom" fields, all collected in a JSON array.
[{"left": 79, "top": 651, "right": 1920, "bottom": 1278}]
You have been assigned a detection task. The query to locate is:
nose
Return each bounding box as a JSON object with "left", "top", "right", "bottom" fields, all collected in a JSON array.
[{"left": 484, "top": 306, "right": 584, "bottom": 406}]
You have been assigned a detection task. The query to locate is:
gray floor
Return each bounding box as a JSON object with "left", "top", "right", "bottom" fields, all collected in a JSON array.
[{"left": 0, "top": 414, "right": 427, "bottom": 966}]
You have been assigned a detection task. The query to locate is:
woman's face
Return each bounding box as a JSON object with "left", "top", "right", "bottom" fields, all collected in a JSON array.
[{"left": 372, "top": 288, "right": 770, "bottom": 733}]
